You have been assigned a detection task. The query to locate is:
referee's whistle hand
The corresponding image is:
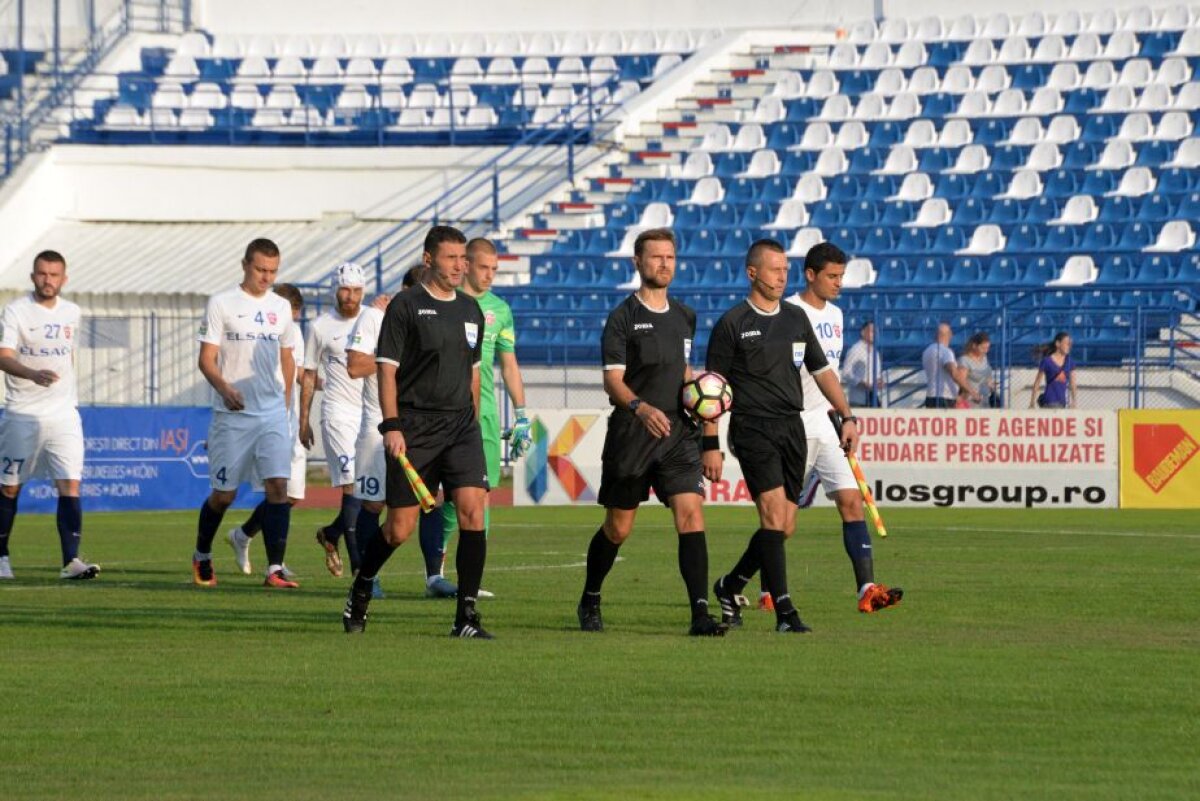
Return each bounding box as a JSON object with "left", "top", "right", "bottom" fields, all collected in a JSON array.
[
  {"left": 636, "top": 403, "right": 671, "bottom": 439},
  {"left": 384, "top": 431, "right": 406, "bottom": 459}
]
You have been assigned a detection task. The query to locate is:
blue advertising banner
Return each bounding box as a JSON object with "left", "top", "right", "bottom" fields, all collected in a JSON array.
[{"left": 10, "top": 407, "right": 259, "bottom": 513}]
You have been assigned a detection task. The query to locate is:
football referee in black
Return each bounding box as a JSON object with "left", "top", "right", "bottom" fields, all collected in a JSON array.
[
  {"left": 342, "top": 225, "right": 493, "bottom": 638},
  {"left": 705, "top": 238, "right": 860, "bottom": 634},
  {"left": 576, "top": 228, "right": 725, "bottom": 637}
]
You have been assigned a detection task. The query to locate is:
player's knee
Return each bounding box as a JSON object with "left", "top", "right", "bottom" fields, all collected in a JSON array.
[
  {"left": 675, "top": 508, "right": 705, "bottom": 534},
  {"left": 382, "top": 520, "right": 410, "bottom": 546},
  {"left": 0, "top": 484, "right": 20, "bottom": 499},
  {"left": 207, "top": 491, "right": 236, "bottom": 512},
  {"left": 363, "top": 500, "right": 384, "bottom": 515},
  {"left": 835, "top": 493, "right": 864, "bottom": 521},
  {"left": 602, "top": 517, "right": 633, "bottom": 544}
]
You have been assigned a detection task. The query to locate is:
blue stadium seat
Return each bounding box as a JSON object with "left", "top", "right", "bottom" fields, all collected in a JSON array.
[
  {"left": 781, "top": 150, "right": 816, "bottom": 175},
  {"left": 922, "top": 92, "right": 957, "bottom": 117},
  {"left": 1079, "top": 170, "right": 1118, "bottom": 195},
  {"left": 1141, "top": 30, "right": 1181, "bottom": 58},
  {"left": 720, "top": 229, "right": 752, "bottom": 257},
  {"left": 198, "top": 57, "right": 237, "bottom": 81},
  {"left": 840, "top": 70, "right": 874, "bottom": 96},
  {"left": 949, "top": 257, "right": 983, "bottom": 283},
  {"left": 832, "top": 227, "right": 862, "bottom": 252},
  {"left": 714, "top": 152, "right": 748, "bottom": 178},
  {"left": 1177, "top": 192, "right": 1200, "bottom": 220},
  {"left": 970, "top": 171, "right": 1006, "bottom": 199},
  {"left": 1081, "top": 114, "right": 1120, "bottom": 142},
  {"left": 582, "top": 229, "right": 618, "bottom": 254},
  {"left": 708, "top": 260, "right": 736, "bottom": 285},
  {"left": 931, "top": 225, "right": 968, "bottom": 253},
  {"left": 1010, "top": 64, "right": 1047, "bottom": 90},
  {"left": 810, "top": 201, "right": 846, "bottom": 227},
  {"left": 1064, "top": 87, "right": 1100, "bottom": 114},
  {"left": 918, "top": 147, "right": 956, "bottom": 172},
  {"left": 530, "top": 259, "right": 563, "bottom": 283},
  {"left": 1023, "top": 196, "right": 1059, "bottom": 223},
  {"left": 599, "top": 259, "right": 632, "bottom": 286},
  {"left": 1158, "top": 167, "right": 1196, "bottom": 194},
  {"left": 1136, "top": 141, "right": 1174, "bottom": 167},
  {"left": 991, "top": 145, "right": 1029, "bottom": 172},
  {"left": 827, "top": 175, "right": 863, "bottom": 201},
  {"left": 934, "top": 173, "right": 970, "bottom": 199},
  {"left": 1007, "top": 224, "right": 1042, "bottom": 252},
  {"left": 724, "top": 177, "right": 759, "bottom": 203},
  {"left": 966, "top": 290, "right": 1001, "bottom": 309},
  {"left": 1063, "top": 142, "right": 1098, "bottom": 169},
  {"left": 874, "top": 257, "right": 909, "bottom": 286},
  {"left": 739, "top": 202, "right": 773, "bottom": 229},
  {"left": 993, "top": 197, "right": 1028, "bottom": 224},
  {"left": 1098, "top": 196, "right": 1136, "bottom": 222},
  {"left": 690, "top": 229, "right": 718, "bottom": 254},
  {"left": 913, "top": 257, "right": 947, "bottom": 284},
  {"left": 927, "top": 41, "right": 964, "bottom": 68},
  {"left": 881, "top": 201, "right": 916, "bottom": 226},
  {"left": 1137, "top": 254, "right": 1175, "bottom": 282},
  {"left": 1179, "top": 254, "right": 1200, "bottom": 282},
  {"left": 898, "top": 227, "right": 931, "bottom": 253},
  {"left": 952, "top": 197, "right": 989, "bottom": 226},
  {"left": 785, "top": 98, "right": 819, "bottom": 121},
  {"left": 1024, "top": 256, "right": 1058, "bottom": 284},
  {"left": 673, "top": 261, "right": 702, "bottom": 285},
  {"left": 1135, "top": 194, "right": 1174, "bottom": 222},
  {"left": 1116, "top": 222, "right": 1154, "bottom": 250},
  {"left": 576, "top": 293, "right": 609, "bottom": 311},
  {"left": 868, "top": 121, "right": 904, "bottom": 148},
  {"left": 767, "top": 123, "right": 802, "bottom": 149},
  {"left": 759, "top": 175, "right": 792, "bottom": 201},
  {"left": 861, "top": 226, "right": 896, "bottom": 254},
  {"left": 847, "top": 200, "right": 880, "bottom": 226},
  {"left": 989, "top": 256, "right": 1020, "bottom": 284},
  {"left": 1043, "top": 224, "right": 1079, "bottom": 251},
  {"left": 974, "top": 120, "right": 1011, "bottom": 147},
  {"left": 564, "top": 259, "right": 598, "bottom": 285},
  {"left": 674, "top": 204, "right": 705, "bottom": 229},
  {"left": 1082, "top": 223, "right": 1119, "bottom": 250},
  {"left": 849, "top": 147, "right": 886, "bottom": 173},
  {"left": 1044, "top": 169, "right": 1081, "bottom": 197},
  {"left": 705, "top": 202, "right": 739, "bottom": 228},
  {"left": 862, "top": 175, "right": 899, "bottom": 200}
]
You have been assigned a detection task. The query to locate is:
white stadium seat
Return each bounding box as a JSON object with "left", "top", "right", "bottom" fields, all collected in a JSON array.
[
  {"left": 1173, "top": 28, "right": 1200, "bottom": 56},
  {"left": 104, "top": 104, "right": 142, "bottom": 127},
  {"left": 817, "top": 94, "right": 853, "bottom": 121},
  {"left": 976, "top": 66, "right": 1011, "bottom": 94},
  {"left": 982, "top": 12, "right": 1013, "bottom": 39},
  {"left": 1046, "top": 255, "right": 1098, "bottom": 286},
  {"left": 336, "top": 85, "right": 371, "bottom": 111},
  {"left": 880, "top": 18, "right": 912, "bottom": 43},
  {"left": 751, "top": 96, "right": 786, "bottom": 124},
  {"left": 1154, "top": 57, "right": 1192, "bottom": 87},
  {"left": 764, "top": 199, "right": 809, "bottom": 230},
  {"left": 853, "top": 93, "right": 887, "bottom": 120},
  {"left": 1051, "top": 10, "right": 1083, "bottom": 36},
  {"left": 792, "top": 174, "right": 827, "bottom": 203},
  {"left": 1000, "top": 170, "right": 1044, "bottom": 199},
  {"left": 874, "top": 68, "right": 907, "bottom": 96},
  {"left": 310, "top": 56, "right": 343, "bottom": 79},
  {"left": 236, "top": 55, "right": 269, "bottom": 80},
  {"left": 1092, "top": 140, "right": 1136, "bottom": 170},
  {"left": 847, "top": 19, "right": 877, "bottom": 44},
  {"left": 787, "top": 227, "right": 825, "bottom": 257},
  {"left": 1121, "top": 6, "right": 1155, "bottom": 31},
  {"left": 953, "top": 91, "right": 991, "bottom": 118},
  {"left": 1097, "top": 86, "right": 1135, "bottom": 113},
  {"left": 553, "top": 57, "right": 587, "bottom": 84},
  {"left": 1153, "top": 111, "right": 1193, "bottom": 140},
  {"left": 700, "top": 125, "right": 733, "bottom": 152},
  {"left": 251, "top": 109, "right": 287, "bottom": 128},
  {"left": 678, "top": 151, "right": 713, "bottom": 179},
  {"left": 1006, "top": 117, "right": 1045, "bottom": 145},
  {"left": 730, "top": 124, "right": 766, "bottom": 152},
  {"left": 462, "top": 106, "right": 499, "bottom": 128},
  {"left": 907, "top": 197, "right": 951, "bottom": 227},
  {"left": 770, "top": 72, "right": 806, "bottom": 99},
  {"left": 522, "top": 57, "right": 552, "bottom": 82},
  {"left": 1017, "top": 11, "right": 1048, "bottom": 37},
  {"left": 1068, "top": 32, "right": 1102, "bottom": 60},
  {"left": 189, "top": 83, "right": 227, "bottom": 110},
  {"left": 877, "top": 144, "right": 918, "bottom": 175},
  {"left": 913, "top": 16, "right": 944, "bottom": 40},
  {"left": 148, "top": 108, "right": 177, "bottom": 128},
  {"left": 1103, "top": 31, "right": 1139, "bottom": 60},
  {"left": 1051, "top": 195, "right": 1099, "bottom": 225},
  {"left": 265, "top": 85, "right": 300, "bottom": 111},
  {"left": 1109, "top": 166, "right": 1157, "bottom": 196},
  {"left": 813, "top": 147, "right": 849, "bottom": 176},
  {"left": 805, "top": 70, "right": 839, "bottom": 99},
  {"left": 1155, "top": 5, "right": 1192, "bottom": 30},
  {"left": 829, "top": 43, "right": 859, "bottom": 69},
  {"left": 1119, "top": 59, "right": 1154, "bottom": 88},
  {"left": 177, "top": 31, "right": 210, "bottom": 57},
  {"left": 1167, "top": 138, "right": 1200, "bottom": 167},
  {"left": 937, "top": 119, "right": 974, "bottom": 148},
  {"left": 961, "top": 39, "right": 996, "bottom": 67},
  {"left": 959, "top": 224, "right": 1006, "bottom": 255},
  {"left": 1173, "top": 82, "right": 1200, "bottom": 110},
  {"left": 1025, "top": 142, "right": 1063, "bottom": 171},
  {"left": 907, "top": 67, "right": 940, "bottom": 95},
  {"left": 940, "top": 66, "right": 974, "bottom": 95},
  {"left": 795, "top": 122, "right": 833, "bottom": 151},
  {"left": 380, "top": 88, "right": 406, "bottom": 109},
  {"left": 484, "top": 57, "right": 519, "bottom": 84},
  {"left": 1083, "top": 61, "right": 1118, "bottom": 90},
  {"left": 860, "top": 42, "right": 893, "bottom": 69},
  {"left": 178, "top": 108, "right": 214, "bottom": 129},
  {"left": 740, "top": 149, "right": 781, "bottom": 177},
  {"left": 151, "top": 83, "right": 187, "bottom": 109},
  {"left": 885, "top": 92, "right": 920, "bottom": 120},
  {"left": 946, "top": 15, "right": 978, "bottom": 40},
  {"left": 392, "top": 108, "right": 429, "bottom": 128},
  {"left": 407, "top": 83, "right": 440, "bottom": 110},
  {"left": 653, "top": 54, "right": 683, "bottom": 79},
  {"left": 381, "top": 58, "right": 414, "bottom": 84},
  {"left": 890, "top": 172, "right": 934, "bottom": 201},
  {"left": 1117, "top": 113, "right": 1154, "bottom": 141},
  {"left": 1136, "top": 84, "right": 1174, "bottom": 111},
  {"left": 443, "top": 85, "right": 475, "bottom": 110},
  {"left": 947, "top": 145, "right": 990, "bottom": 174},
  {"left": 833, "top": 121, "right": 868, "bottom": 149},
  {"left": 230, "top": 85, "right": 262, "bottom": 109},
  {"left": 894, "top": 42, "right": 927, "bottom": 69},
  {"left": 273, "top": 56, "right": 306, "bottom": 80},
  {"left": 164, "top": 53, "right": 199, "bottom": 80},
  {"left": 1145, "top": 220, "right": 1196, "bottom": 252},
  {"left": 842, "top": 258, "right": 877, "bottom": 288},
  {"left": 450, "top": 58, "right": 483, "bottom": 84},
  {"left": 903, "top": 119, "right": 937, "bottom": 148},
  {"left": 1032, "top": 34, "right": 1067, "bottom": 62},
  {"left": 990, "top": 89, "right": 1027, "bottom": 117},
  {"left": 1045, "top": 114, "right": 1081, "bottom": 143},
  {"left": 638, "top": 202, "right": 674, "bottom": 229},
  {"left": 1046, "top": 62, "right": 1081, "bottom": 91},
  {"left": 997, "top": 37, "right": 1031, "bottom": 64},
  {"left": 1086, "top": 8, "right": 1118, "bottom": 34}
]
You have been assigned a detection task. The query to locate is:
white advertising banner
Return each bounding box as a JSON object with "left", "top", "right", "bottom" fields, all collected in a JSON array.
[{"left": 514, "top": 408, "right": 1119, "bottom": 509}]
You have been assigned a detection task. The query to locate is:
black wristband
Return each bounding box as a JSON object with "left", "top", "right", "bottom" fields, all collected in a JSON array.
[
  {"left": 702, "top": 435, "right": 720, "bottom": 452},
  {"left": 377, "top": 417, "right": 402, "bottom": 434},
  {"left": 843, "top": 415, "right": 859, "bottom": 425}
]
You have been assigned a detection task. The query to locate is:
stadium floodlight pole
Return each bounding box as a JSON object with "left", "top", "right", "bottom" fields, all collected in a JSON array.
[{"left": 828, "top": 410, "right": 888, "bottom": 539}]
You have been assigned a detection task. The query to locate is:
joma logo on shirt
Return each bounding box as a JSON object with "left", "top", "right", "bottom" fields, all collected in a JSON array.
[
  {"left": 633, "top": 323, "right": 654, "bottom": 331},
  {"left": 418, "top": 309, "right": 438, "bottom": 316},
  {"left": 740, "top": 330, "right": 762, "bottom": 339}
]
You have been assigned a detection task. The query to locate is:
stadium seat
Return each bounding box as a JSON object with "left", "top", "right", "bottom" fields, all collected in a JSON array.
[
  {"left": 1109, "top": 167, "right": 1157, "bottom": 197},
  {"left": 1052, "top": 194, "right": 1099, "bottom": 224},
  {"left": 908, "top": 197, "right": 951, "bottom": 227},
  {"left": 1145, "top": 220, "right": 1196, "bottom": 252}
]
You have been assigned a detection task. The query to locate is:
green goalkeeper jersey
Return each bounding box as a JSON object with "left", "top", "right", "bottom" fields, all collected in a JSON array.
[{"left": 470, "top": 290, "right": 516, "bottom": 419}]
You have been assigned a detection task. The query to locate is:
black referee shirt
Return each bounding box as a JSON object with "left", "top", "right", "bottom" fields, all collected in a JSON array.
[
  {"left": 706, "top": 299, "right": 830, "bottom": 419},
  {"left": 376, "top": 283, "right": 484, "bottom": 413},
  {"left": 601, "top": 294, "right": 696, "bottom": 415}
]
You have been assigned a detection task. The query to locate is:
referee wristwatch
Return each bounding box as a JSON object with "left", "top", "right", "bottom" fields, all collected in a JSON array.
[
  {"left": 843, "top": 415, "right": 859, "bottom": 424},
  {"left": 628, "top": 398, "right": 642, "bottom": 414}
]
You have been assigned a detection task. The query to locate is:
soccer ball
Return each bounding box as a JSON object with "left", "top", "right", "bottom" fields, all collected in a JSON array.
[{"left": 681, "top": 371, "right": 733, "bottom": 421}]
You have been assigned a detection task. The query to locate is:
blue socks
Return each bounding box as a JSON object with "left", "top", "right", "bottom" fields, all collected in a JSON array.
[
  {"left": 260, "top": 501, "right": 291, "bottom": 568},
  {"left": 195, "top": 500, "right": 224, "bottom": 556},
  {"left": 55, "top": 496, "right": 82, "bottom": 566},
  {"left": 842, "top": 520, "right": 875, "bottom": 591},
  {"left": 0, "top": 494, "right": 16, "bottom": 558},
  {"left": 418, "top": 507, "right": 445, "bottom": 579}
]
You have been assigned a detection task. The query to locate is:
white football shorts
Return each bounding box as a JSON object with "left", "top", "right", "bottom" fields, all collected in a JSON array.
[
  {"left": 207, "top": 410, "right": 291, "bottom": 492},
  {"left": 321, "top": 412, "right": 359, "bottom": 487},
  {"left": 798, "top": 428, "right": 859, "bottom": 508},
  {"left": 0, "top": 410, "right": 84, "bottom": 485},
  {"left": 352, "top": 424, "right": 385, "bottom": 502}
]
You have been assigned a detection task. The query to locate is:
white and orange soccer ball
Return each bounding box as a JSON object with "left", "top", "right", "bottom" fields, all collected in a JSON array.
[{"left": 681, "top": 371, "right": 733, "bottom": 422}]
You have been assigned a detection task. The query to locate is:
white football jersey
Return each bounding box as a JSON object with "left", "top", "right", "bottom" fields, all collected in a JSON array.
[
  {"left": 0, "top": 294, "right": 81, "bottom": 416},
  {"left": 304, "top": 309, "right": 364, "bottom": 417},
  {"left": 197, "top": 286, "right": 297, "bottom": 416},
  {"left": 290, "top": 323, "right": 305, "bottom": 422},
  {"left": 786, "top": 293, "right": 843, "bottom": 438},
  {"left": 346, "top": 306, "right": 383, "bottom": 429}
]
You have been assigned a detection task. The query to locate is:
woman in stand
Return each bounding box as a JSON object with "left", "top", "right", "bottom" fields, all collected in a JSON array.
[
  {"left": 1029, "top": 331, "right": 1077, "bottom": 409},
  {"left": 958, "top": 332, "right": 996, "bottom": 409}
]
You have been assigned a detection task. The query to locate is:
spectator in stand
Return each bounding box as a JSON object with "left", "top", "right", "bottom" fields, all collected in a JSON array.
[
  {"left": 958, "top": 332, "right": 997, "bottom": 410},
  {"left": 1030, "top": 332, "right": 1077, "bottom": 409},
  {"left": 841, "top": 321, "right": 882, "bottom": 408},
  {"left": 922, "top": 322, "right": 977, "bottom": 409}
]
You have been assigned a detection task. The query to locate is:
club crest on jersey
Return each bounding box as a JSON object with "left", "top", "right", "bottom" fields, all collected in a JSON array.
[
  {"left": 267, "top": 312, "right": 278, "bottom": 325},
  {"left": 465, "top": 322, "right": 479, "bottom": 348},
  {"left": 684, "top": 338, "right": 693, "bottom": 361},
  {"left": 792, "top": 342, "right": 806, "bottom": 366},
  {"left": 485, "top": 310, "right": 496, "bottom": 326}
]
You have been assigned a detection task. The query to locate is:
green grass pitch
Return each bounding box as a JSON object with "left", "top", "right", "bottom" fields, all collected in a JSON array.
[{"left": 1, "top": 505, "right": 1196, "bottom": 800}]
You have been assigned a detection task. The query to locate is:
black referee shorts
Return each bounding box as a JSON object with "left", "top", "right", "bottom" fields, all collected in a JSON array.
[
  {"left": 729, "top": 413, "right": 808, "bottom": 502},
  {"left": 386, "top": 407, "right": 488, "bottom": 509},
  {"left": 597, "top": 410, "right": 704, "bottom": 510}
]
